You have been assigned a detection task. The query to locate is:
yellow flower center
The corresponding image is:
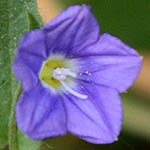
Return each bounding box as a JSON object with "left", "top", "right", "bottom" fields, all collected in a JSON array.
[{"left": 40, "top": 59, "right": 64, "bottom": 88}]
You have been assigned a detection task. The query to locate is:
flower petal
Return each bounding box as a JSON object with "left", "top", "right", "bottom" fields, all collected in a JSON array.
[
  {"left": 75, "top": 34, "right": 142, "bottom": 93},
  {"left": 13, "top": 57, "right": 38, "bottom": 91},
  {"left": 76, "top": 55, "right": 142, "bottom": 93},
  {"left": 63, "top": 83, "right": 123, "bottom": 144},
  {"left": 77, "top": 33, "right": 139, "bottom": 56},
  {"left": 16, "top": 84, "right": 67, "bottom": 140},
  {"left": 43, "top": 5, "right": 99, "bottom": 56},
  {"left": 16, "top": 29, "right": 47, "bottom": 74}
]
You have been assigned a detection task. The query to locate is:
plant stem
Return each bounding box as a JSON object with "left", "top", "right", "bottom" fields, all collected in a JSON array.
[{"left": 8, "top": 84, "right": 22, "bottom": 150}]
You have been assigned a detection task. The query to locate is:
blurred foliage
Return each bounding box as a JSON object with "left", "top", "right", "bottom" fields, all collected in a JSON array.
[{"left": 61, "top": 0, "right": 150, "bottom": 53}]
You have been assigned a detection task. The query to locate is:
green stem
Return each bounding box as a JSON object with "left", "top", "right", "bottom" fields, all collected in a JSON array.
[{"left": 8, "top": 84, "right": 23, "bottom": 150}]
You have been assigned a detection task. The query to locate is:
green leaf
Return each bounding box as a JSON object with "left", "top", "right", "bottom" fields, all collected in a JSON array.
[
  {"left": 27, "top": 10, "right": 41, "bottom": 31},
  {"left": 8, "top": 84, "right": 22, "bottom": 150},
  {"left": 17, "top": 130, "right": 40, "bottom": 150},
  {"left": 0, "top": 0, "right": 43, "bottom": 149}
]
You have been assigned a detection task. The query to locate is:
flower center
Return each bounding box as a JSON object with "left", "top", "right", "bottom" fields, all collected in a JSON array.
[
  {"left": 39, "top": 55, "right": 87, "bottom": 99},
  {"left": 53, "top": 68, "right": 87, "bottom": 99}
]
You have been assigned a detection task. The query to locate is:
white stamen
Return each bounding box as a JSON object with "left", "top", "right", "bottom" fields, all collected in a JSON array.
[
  {"left": 53, "top": 68, "right": 88, "bottom": 99},
  {"left": 61, "top": 80, "right": 88, "bottom": 99}
]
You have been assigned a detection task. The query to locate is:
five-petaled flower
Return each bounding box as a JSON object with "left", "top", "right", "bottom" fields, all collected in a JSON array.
[{"left": 13, "top": 5, "right": 142, "bottom": 144}]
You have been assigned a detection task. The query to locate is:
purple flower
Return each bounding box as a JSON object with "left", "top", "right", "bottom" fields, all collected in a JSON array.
[{"left": 13, "top": 5, "right": 142, "bottom": 144}]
